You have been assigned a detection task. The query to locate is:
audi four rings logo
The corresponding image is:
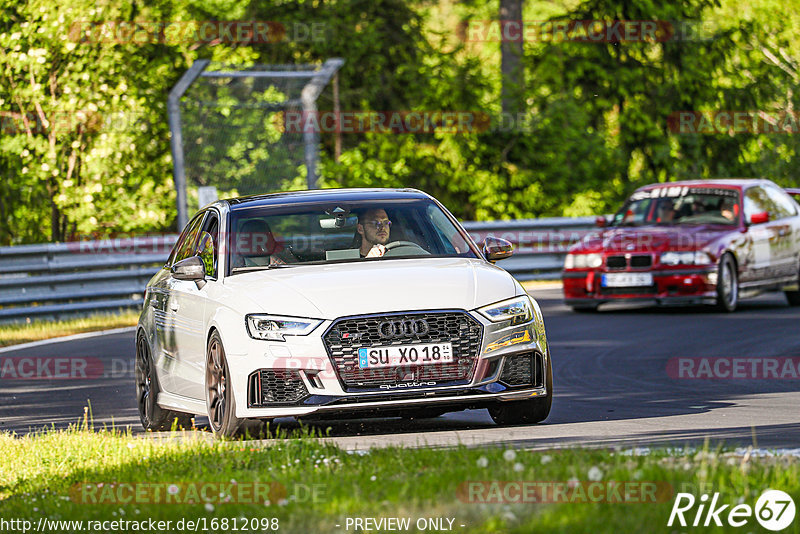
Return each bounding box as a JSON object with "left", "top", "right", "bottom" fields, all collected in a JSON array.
[{"left": 378, "top": 319, "right": 430, "bottom": 338}]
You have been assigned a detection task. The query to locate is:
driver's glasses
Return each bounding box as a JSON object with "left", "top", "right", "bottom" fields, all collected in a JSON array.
[{"left": 364, "top": 220, "right": 392, "bottom": 231}]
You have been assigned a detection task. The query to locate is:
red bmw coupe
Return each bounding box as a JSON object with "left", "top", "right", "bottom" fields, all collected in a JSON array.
[{"left": 562, "top": 179, "right": 800, "bottom": 312}]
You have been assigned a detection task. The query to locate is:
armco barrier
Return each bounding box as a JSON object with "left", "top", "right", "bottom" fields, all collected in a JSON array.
[{"left": 0, "top": 217, "right": 596, "bottom": 323}]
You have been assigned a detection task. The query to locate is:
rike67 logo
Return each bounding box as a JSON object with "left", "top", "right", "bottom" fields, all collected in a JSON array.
[{"left": 668, "top": 489, "right": 796, "bottom": 531}]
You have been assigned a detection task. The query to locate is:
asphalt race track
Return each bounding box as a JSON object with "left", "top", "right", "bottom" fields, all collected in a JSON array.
[{"left": 2, "top": 287, "right": 799, "bottom": 451}]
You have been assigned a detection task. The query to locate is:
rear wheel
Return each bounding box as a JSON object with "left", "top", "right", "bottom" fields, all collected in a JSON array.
[
  {"left": 206, "top": 331, "right": 244, "bottom": 438},
  {"left": 784, "top": 266, "right": 800, "bottom": 306},
  {"left": 715, "top": 253, "right": 739, "bottom": 312},
  {"left": 135, "top": 333, "right": 192, "bottom": 431},
  {"left": 488, "top": 357, "right": 553, "bottom": 426}
]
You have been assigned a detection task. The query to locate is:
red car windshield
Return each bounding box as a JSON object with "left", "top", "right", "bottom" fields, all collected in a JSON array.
[{"left": 611, "top": 187, "right": 740, "bottom": 227}]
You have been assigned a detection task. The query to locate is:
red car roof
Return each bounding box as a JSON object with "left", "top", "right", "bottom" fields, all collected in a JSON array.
[{"left": 634, "top": 179, "right": 766, "bottom": 192}]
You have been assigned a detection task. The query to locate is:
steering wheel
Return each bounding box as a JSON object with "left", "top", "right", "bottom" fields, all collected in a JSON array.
[{"left": 383, "top": 241, "right": 430, "bottom": 257}]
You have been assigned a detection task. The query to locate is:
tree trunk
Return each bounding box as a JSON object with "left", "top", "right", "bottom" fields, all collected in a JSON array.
[{"left": 500, "top": 0, "right": 524, "bottom": 117}]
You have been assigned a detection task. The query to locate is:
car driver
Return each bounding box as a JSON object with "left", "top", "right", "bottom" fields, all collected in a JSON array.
[{"left": 357, "top": 208, "right": 392, "bottom": 257}]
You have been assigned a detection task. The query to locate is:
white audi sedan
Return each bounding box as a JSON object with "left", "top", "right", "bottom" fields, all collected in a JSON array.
[{"left": 136, "top": 188, "right": 552, "bottom": 436}]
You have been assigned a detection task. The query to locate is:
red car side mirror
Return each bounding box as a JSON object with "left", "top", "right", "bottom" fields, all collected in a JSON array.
[
  {"left": 749, "top": 211, "right": 769, "bottom": 225},
  {"left": 595, "top": 216, "right": 607, "bottom": 228}
]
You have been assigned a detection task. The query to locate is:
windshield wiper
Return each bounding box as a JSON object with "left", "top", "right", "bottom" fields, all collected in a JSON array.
[{"left": 231, "top": 264, "right": 294, "bottom": 273}]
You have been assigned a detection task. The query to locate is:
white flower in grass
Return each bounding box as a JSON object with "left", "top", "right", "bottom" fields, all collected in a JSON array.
[
  {"left": 540, "top": 455, "right": 552, "bottom": 465},
  {"left": 204, "top": 503, "right": 214, "bottom": 513},
  {"left": 477, "top": 456, "right": 488, "bottom": 468},
  {"left": 588, "top": 466, "right": 603, "bottom": 481},
  {"left": 567, "top": 477, "right": 580, "bottom": 489},
  {"left": 513, "top": 462, "right": 524, "bottom": 472},
  {"left": 167, "top": 484, "right": 179, "bottom": 495},
  {"left": 503, "top": 449, "right": 517, "bottom": 462},
  {"left": 370, "top": 475, "right": 377, "bottom": 481},
  {"left": 278, "top": 499, "right": 288, "bottom": 507}
]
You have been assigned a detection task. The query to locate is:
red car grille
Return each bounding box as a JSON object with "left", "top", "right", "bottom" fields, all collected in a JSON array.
[{"left": 606, "top": 254, "right": 652, "bottom": 270}]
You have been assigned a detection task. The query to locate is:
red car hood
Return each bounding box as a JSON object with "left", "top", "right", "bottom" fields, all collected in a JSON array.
[{"left": 575, "top": 224, "right": 730, "bottom": 254}]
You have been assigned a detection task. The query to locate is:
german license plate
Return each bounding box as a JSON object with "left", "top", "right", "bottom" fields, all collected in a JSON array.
[
  {"left": 358, "top": 343, "right": 453, "bottom": 369},
  {"left": 601, "top": 272, "right": 653, "bottom": 287}
]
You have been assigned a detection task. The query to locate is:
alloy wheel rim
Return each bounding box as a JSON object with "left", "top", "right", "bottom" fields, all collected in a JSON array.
[
  {"left": 135, "top": 337, "right": 152, "bottom": 424},
  {"left": 206, "top": 340, "right": 226, "bottom": 431}
]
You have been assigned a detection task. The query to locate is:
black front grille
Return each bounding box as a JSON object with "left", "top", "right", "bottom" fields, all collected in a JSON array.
[
  {"left": 607, "top": 256, "right": 626, "bottom": 269},
  {"left": 322, "top": 311, "right": 483, "bottom": 390},
  {"left": 606, "top": 255, "right": 652, "bottom": 270},
  {"left": 630, "top": 255, "right": 653, "bottom": 268},
  {"left": 499, "top": 352, "right": 544, "bottom": 387},
  {"left": 599, "top": 285, "right": 656, "bottom": 295},
  {"left": 248, "top": 370, "right": 309, "bottom": 407}
]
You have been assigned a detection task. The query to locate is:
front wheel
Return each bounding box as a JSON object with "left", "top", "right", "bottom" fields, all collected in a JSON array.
[
  {"left": 135, "top": 333, "right": 192, "bottom": 431},
  {"left": 715, "top": 253, "right": 739, "bottom": 312},
  {"left": 488, "top": 356, "right": 553, "bottom": 426},
  {"left": 785, "top": 265, "right": 800, "bottom": 306},
  {"left": 206, "top": 331, "right": 244, "bottom": 438}
]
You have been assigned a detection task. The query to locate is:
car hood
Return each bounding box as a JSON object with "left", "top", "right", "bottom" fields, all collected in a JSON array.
[
  {"left": 574, "top": 224, "right": 730, "bottom": 253},
  {"left": 222, "top": 257, "right": 519, "bottom": 319}
]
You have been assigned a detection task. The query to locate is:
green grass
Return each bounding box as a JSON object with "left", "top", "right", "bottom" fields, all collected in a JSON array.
[
  {"left": 0, "top": 426, "right": 797, "bottom": 533},
  {"left": 0, "top": 310, "right": 139, "bottom": 347}
]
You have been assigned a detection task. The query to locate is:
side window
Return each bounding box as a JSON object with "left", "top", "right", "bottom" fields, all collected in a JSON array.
[
  {"left": 764, "top": 185, "right": 798, "bottom": 219},
  {"left": 743, "top": 187, "right": 775, "bottom": 221},
  {"left": 197, "top": 212, "right": 219, "bottom": 278},
  {"left": 171, "top": 214, "right": 205, "bottom": 265}
]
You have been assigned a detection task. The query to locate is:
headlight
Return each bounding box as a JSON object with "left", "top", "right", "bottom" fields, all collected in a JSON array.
[
  {"left": 478, "top": 296, "right": 533, "bottom": 326},
  {"left": 660, "top": 251, "right": 712, "bottom": 266},
  {"left": 565, "top": 253, "right": 602, "bottom": 269},
  {"left": 245, "top": 314, "right": 322, "bottom": 341}
]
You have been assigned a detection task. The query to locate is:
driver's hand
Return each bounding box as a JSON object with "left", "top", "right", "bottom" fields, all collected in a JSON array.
[{"left": 366, "top": 244, "right": 386, "bottom": 257}]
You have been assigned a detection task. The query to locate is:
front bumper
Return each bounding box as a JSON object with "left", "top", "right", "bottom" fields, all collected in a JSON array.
[
  {"left": 226, "top": 310, "right": 550, "bottom": 419},
  {"left": 562, "top": 266, "right": 718, "bottom": 305}
]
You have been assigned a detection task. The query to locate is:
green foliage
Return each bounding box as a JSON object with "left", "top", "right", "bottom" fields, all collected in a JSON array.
[{"left": 2, "top": 0, "right": 800, "bottom": 243}]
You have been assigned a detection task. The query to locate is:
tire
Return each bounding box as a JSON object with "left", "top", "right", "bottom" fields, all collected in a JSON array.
[
  {"left": 784, "top": 266, "right": 800, "bottom": 306},
  {"left": 135, "top": 332, "right": 192, "bottom": 431},
  {"left": 715, "top": 253, "right": 739, "bottom": 312},
  {"left": 488, "top": 356, "right": 553, "bottom": 426},
  {"left": 206, "top": 331, "right": 244, "bottom": 438}
]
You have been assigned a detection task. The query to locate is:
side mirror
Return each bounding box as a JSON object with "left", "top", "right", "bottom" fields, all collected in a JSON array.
[
  {"left": 749, "top": 211, "right": 770, "bottom": 225},
  {"left": 483, "top": 236, "right": 513, "bottom": 262},
  {"left": 595, "top": 216, "right": 607, "bottom": 228},
  {"left": 171, "top": 256, "right": 205, "bottom": 283}
]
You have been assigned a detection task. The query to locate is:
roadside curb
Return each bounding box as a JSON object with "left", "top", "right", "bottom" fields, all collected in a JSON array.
[{"left": 0, "top": 326, "right": 137, "bottom": 354}]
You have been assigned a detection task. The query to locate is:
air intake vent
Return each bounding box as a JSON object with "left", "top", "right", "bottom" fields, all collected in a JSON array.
[{"left": 248, "top": 369, "right": 309, "bottom": 407}]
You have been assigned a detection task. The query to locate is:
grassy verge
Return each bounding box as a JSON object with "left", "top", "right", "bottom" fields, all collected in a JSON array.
[
  {"left": 0, "top": 427, "right": 797, "bottom": 533},
  {"left": 0, "top": 310, "right": 139, "bottom": 348},
  {"left": 521, "top": 279, "right": 563, "bottom": 291}
]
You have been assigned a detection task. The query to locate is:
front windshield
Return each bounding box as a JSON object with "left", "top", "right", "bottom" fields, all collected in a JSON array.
[
  {"left": 611, "top": 186, "right": 740, "bottom": 227},
  {"left": 227, "top": 198, "right": 478, "bottom": 274}
]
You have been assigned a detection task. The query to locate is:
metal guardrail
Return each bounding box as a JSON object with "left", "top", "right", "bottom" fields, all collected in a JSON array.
[{"left": 0, "top": 217, "right": 597, "bottom": 323}]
